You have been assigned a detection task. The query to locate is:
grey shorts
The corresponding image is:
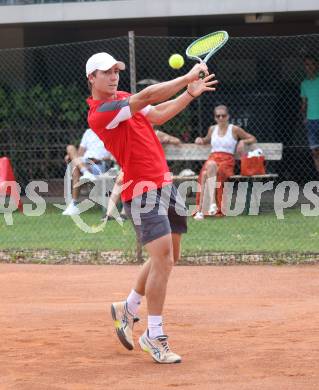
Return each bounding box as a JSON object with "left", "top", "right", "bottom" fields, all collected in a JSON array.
[{"left": 123, "top": 184, "right": 187, "bottom": 246}]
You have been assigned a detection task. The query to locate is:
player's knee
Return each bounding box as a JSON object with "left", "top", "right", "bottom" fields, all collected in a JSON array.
[{"left": 157, "top": 252, "right": 174, "bottom": 273}]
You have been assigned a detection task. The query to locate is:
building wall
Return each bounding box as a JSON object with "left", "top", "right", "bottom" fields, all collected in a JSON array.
[
  {"left": 1, "top": 0, "right": 319, "bottom": 24},
  {"left": 0, "top": 1, "right": 319, "bottom": 49}
]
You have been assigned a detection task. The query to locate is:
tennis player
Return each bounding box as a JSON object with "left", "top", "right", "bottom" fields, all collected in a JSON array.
[{"left": 86, "top": 52, "right": 217, "bottom": 363}]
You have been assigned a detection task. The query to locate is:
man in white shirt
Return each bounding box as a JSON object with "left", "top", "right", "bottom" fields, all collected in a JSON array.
[{"left": 63, "top": 128, "right": 112, "bottom": 216}]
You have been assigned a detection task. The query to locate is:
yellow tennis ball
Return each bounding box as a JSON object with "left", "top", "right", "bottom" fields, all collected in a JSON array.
[{"left": 168, "top": 54, "right": 184, "bottom": 69}]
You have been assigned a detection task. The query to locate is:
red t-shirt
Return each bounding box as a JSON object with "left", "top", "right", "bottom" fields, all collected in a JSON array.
[{"left": 87, "top": 91, "right": 171, "bottom": 202}]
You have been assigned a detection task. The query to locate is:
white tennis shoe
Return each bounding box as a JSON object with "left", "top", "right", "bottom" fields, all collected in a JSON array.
[
  {"left": 62, "top": 202, "right": 81, "bottom": 216},
  {"left": 111, "top": 301, "right": 137, "bottom": 350},
  {"left": 208, "top": 203, "right": 217, "bottom": 216},
  {"left": 193, "top": 211, "right": 204, "bottom": 220},
  {"left": 139, "top": 330, "right": 181, "bottom": 364}
]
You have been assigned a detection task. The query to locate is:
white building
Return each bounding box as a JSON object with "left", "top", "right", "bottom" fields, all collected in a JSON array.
[{"left": 0, "top": 0, "right": 319, "bottom": 48}]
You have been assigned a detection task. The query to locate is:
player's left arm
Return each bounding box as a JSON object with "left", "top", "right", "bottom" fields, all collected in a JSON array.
[
  {"left": 146, "top": 95, "right": 191, "bottom": 126},
  {"left": 146, "top": 75, "right": 217, "bottom": 126}
]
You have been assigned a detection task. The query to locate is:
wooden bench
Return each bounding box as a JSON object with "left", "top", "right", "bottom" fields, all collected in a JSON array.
[
  {"left": 137, "top": 143, "right": 282, "bottom": 259},
  {"left": 163, "top": 143, "right": 283, "bottom": 182},
  {"left": 162, "top": 143, "right": 283, "bottom": 213}
]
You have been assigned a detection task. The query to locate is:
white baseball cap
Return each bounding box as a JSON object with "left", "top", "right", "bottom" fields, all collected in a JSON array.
[{"left": 86, "top": 52, "right": 125, "bottom": 77}]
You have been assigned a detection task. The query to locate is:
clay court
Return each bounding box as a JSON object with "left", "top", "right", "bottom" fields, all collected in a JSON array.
[{"left": 0, "top": 264, "right": 318, "bottom": 390}]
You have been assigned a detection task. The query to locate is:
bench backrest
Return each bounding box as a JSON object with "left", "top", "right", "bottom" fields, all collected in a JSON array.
[{"left": 163, "top": 143, "right": 283, "bottom": 161}]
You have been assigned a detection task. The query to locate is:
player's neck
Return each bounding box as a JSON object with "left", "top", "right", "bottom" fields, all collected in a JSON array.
[{"left": 92, "top": 90, "right": 117, "bottom": 100}]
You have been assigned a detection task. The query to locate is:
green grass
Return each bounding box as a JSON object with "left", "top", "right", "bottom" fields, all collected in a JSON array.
[
  {"left": 0, "top": 206, "right": 134, "bottom": 252},
  {"left": 0, "top": 206, "right": 318, "bottom": 254},
  {"left": 185, "top": 210, "right": 319, "bottom": 254}
]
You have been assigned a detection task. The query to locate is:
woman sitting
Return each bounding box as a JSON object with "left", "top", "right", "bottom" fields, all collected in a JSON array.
[{"left": 194, "top": 105, "right": 256, "bottom": 220}]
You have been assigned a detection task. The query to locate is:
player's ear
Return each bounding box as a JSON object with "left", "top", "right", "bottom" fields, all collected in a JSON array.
[
  {"left": 87, "top": 72, "right": 97, "bottom": 92},
  {"left": 88, "top": 73, "right": 95, "bottom": 84}
]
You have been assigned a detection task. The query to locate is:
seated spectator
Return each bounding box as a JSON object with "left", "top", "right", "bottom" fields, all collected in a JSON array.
[
  {"left": 300, "top": 55, "right": 319, "bottom": 174},
  {"left": 63, "top": 128, "right": 112, "bottom": 216},
  {"left": 102, "top": 129, "right": 181, "bottom": 222},
  {"left": 193, "top": 105, "right": 256, "bottom": 220}
]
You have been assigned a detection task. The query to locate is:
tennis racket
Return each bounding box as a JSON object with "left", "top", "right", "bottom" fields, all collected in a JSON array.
[{"left": 186, "top": 31, "right": 229, "bottom": 78}]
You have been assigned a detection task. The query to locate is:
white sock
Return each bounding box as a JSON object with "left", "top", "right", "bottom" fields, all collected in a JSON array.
[
  {"left": 126, "top": 289, "right": 142, "bottom": 316},
  {"left": 148, "top": 315, "right": 164, "bottom": 339}
]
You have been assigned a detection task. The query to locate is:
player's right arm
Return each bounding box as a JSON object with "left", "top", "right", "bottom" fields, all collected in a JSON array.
[{"left": 129, "top": 63, "right": 208, "bottom": 115}]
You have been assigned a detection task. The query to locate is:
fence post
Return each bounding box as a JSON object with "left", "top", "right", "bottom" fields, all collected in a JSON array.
[
  {"left": 128, "top": 30, "right": 141, "bottom": 261},
  {"left": 128, "top": 31, "right": 136, "bottom": 94}
]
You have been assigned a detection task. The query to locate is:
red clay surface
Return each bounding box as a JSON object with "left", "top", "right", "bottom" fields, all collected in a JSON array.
[{"left": 0, "top": 264, "right": 318, "bottom": 390}]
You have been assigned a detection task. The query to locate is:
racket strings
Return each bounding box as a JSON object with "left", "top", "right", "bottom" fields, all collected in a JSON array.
[{"left": 188, "top": 33, "right": 226, "bottom": 57}]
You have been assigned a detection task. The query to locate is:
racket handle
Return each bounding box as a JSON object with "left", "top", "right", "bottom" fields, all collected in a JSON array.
[{"left": 199, "top": 71, "right": 205, "bottom": 79}]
